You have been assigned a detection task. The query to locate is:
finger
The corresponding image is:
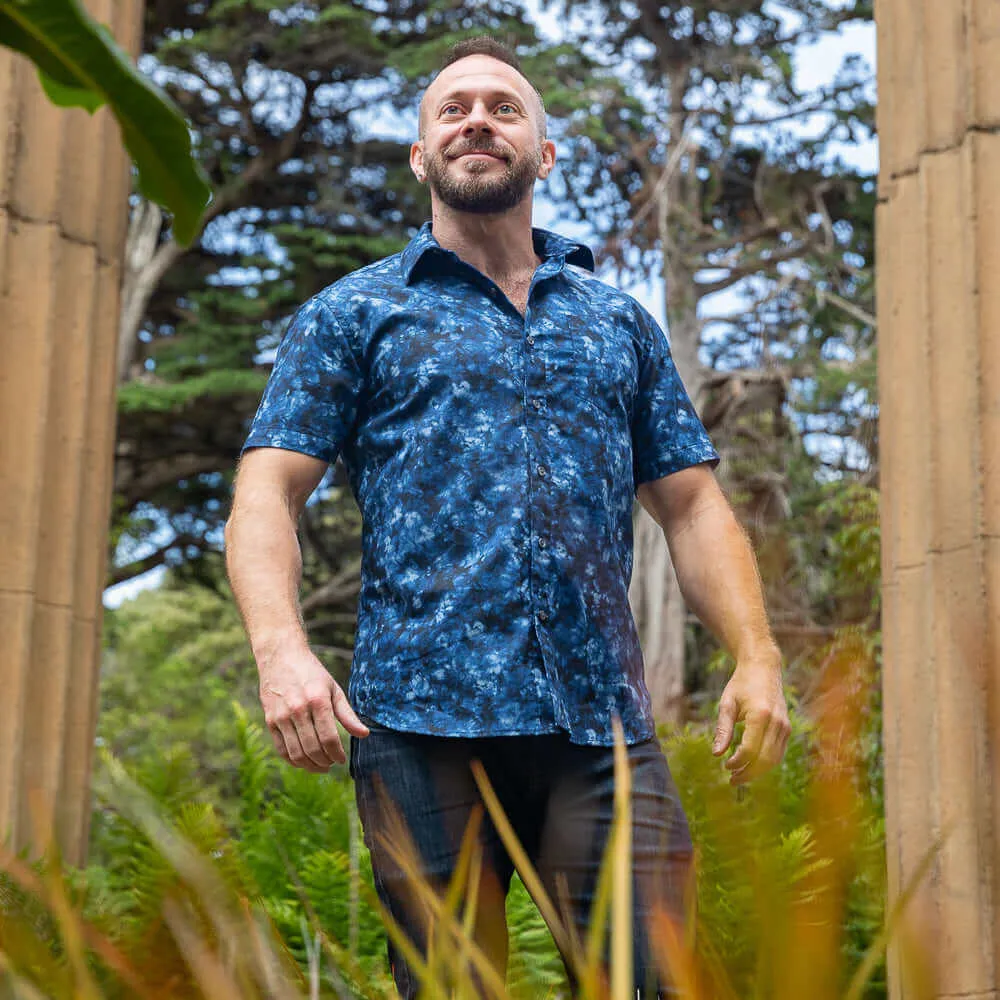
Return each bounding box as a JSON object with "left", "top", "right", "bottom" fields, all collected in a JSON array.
[
  {"left": 280, "top": 719, "right": 328, "bottom": 773},
  {"left": 311, "top": 693, "right": 347, "bottom": 765},
  {"left": 331, "top": 684, "right": 370, "bottom": 737},
  {"left": 730, "top": 735, "right": 776, "bottom": 786},
  {"left": 725, "top": 713, "right": 768, "bottom": 773},
  {"left": 761, "top": 714, "right": 791, "bottom": 768},
  {"left": 732, "top": 715, "right": 791, "bottom": 785},
  {"left": 291, "top": 711, "right": 335, "bottom": 771},
  {"left": 269, "top": 724, "right": 290, "bottom": 762},
  {"left": 712, "top": 697, "right": 738, "bottom": 756}
]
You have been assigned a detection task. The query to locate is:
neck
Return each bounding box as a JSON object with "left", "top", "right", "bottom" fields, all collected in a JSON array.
[{"left": 429, "top": 200, "right": 541, "bottom": 279}]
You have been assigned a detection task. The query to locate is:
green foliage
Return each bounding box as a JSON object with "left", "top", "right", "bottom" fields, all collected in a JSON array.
[
  {"left": 88, "top": 581, "right": 889, "bottom": 997},
  {"left": 97, "top": 584, "right": 259, "bottom": 820},
  {"left": 505, "top": 875, "right": 570, "bottom": 997},
  {"left": 666, "top": 715, "right": 886, "bottom": 999},
  {"left": 116, "top": 369, "right": 269, "bottom": 412},
  {"left": 817, "top": 484, "right": 881, "bottom": 613},
  {"left": 0, "top": 0, "right": 210, "bottom": 244},
  {"left": 231, "top": 708, "right": 388, "bottom": 982}
]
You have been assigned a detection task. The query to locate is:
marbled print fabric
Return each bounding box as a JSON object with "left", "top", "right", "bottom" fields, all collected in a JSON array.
[{"left": 241, "top": 221, "right": 719, "bottom": 746}]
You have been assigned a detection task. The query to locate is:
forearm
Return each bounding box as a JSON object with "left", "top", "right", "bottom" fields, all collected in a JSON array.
[
  {"left": 224, "top": 497, "right": 310, "bottom": 664},
  {"left": 664, "top": 491, "right": 779, "bottom": 665}
]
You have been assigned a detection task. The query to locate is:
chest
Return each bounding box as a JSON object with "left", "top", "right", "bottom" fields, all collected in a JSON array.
[
  {"left": 494, "top": 275, "right": 532, "bottom": 318},
  {"left": 364, "top": 291, "right": 639, "bottom": 422}
]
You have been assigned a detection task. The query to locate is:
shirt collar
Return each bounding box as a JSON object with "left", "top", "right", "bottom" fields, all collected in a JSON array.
[{"left": 400, "top": 220, "right": 595, "bottom": 285}]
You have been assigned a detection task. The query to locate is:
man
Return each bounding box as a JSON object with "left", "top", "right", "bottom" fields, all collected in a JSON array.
[{"left": 225, "top": 35, "right": 790, "bottom": 997}]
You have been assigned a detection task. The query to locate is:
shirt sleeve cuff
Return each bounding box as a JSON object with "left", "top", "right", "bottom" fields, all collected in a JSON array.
[
  {"left": 634, "top": 442, "right": 720, "bottom": 492},
  {"left": 240, "top": 427, "right": 335, "bottom": 464}
]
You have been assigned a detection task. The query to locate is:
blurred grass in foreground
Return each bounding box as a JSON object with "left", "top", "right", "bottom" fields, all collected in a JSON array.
[{"left": 0, "top": 632, "right": 935, "bottom": 998}]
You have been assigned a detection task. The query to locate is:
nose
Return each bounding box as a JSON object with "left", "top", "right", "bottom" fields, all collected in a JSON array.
[{"left": 462, "top": 99, "right": 493, "bottom": 133}]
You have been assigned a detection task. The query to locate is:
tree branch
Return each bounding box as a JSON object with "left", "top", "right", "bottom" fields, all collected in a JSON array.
[
  {"left": 108, "top": 533, "right": 204, "bottom": 586},
  {"left": 694, "top": 244, "right": 811, "bottom": 297},
  {"left": 300, "top": 557, "right": 362, "bottom": 613}
]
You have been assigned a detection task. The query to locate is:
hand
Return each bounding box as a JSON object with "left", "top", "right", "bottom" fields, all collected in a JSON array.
[
  {"left": 712, "top": 654, "right": 790, "bottom": 786},
  {"left": 257, "top": 642, "right": 370, "bottom": 772}
]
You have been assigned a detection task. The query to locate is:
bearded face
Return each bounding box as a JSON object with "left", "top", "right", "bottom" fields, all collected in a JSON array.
[{"left": 421, "top": 136, "right": 544, "bottom": 215}]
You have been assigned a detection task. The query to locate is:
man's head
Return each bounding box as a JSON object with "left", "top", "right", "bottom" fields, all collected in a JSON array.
[{"left": 411, "top": 37, "right": 555, "bottom": 216}]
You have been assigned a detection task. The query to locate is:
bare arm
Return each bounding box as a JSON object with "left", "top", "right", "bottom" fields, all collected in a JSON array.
[
  {"left": 225, "top": 447, "right": 368, "bottom": 771},
  {"left": 636, "top": 464, "right": 790, "bottom": 784}
]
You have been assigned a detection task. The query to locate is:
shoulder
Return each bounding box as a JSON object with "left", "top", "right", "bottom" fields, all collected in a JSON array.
[
  {"left": 304, "top": 251, "right": 409, "bottom": 328},
  {"left": 560, "top": 264, "right": 655, "bottom": 337},
  {"left": 563, "top": 264, "right": 641, "bottom": 310}
]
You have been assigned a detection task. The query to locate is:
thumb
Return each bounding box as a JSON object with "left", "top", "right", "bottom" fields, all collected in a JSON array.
[
  {"left": 331, "top": 682, "right": 370, "bottom": 737},
  {"left": 713, "top": 697, "right": 737, "bottom": 756}
]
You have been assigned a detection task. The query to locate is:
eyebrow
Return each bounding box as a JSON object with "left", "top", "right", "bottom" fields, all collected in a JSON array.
[{"left": 435, "top": 88, "right": 525, "bottom": 111}]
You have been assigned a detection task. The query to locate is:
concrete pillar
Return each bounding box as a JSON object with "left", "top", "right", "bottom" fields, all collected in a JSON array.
[
  {"left": 877, "top": 0, "right": 1000, "bottom": 996},
  {"left": 0, "top": 0, "right": 142, "bottom": 864}
]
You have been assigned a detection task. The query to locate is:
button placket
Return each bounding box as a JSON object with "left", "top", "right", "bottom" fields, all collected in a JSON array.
[{"left": 524, "top": 306, "right": 553, "bottom": 632}]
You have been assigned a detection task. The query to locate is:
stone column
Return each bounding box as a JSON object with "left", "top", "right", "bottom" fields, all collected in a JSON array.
[
  {"left": 0, "top": 0, "right": 142, "bottom": 864},
  {"left": 877, "top": 1, "right": 1000, "bottom": 997}
]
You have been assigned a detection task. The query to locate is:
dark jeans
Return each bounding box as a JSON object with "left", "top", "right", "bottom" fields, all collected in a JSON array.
[{"left": 350, "top": 722, "right": 694, "bottom": 998}]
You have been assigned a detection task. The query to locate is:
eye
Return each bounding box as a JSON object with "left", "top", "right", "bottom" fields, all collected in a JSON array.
[
  {"left": 497, "top": 103, "right": 518, "bottom": 114},
  {"left": 441, "top": 104, "right": 463, "bottom": 115}
]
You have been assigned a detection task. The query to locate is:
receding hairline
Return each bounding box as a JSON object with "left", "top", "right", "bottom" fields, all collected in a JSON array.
[{"left": 418, "top": 54, "right": 547, "bottom": 139}]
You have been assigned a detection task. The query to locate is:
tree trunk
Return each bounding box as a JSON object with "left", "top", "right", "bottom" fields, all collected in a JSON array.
[
  {"left": 629, "top": 87, "right": 706, "bottom": 727},
  {"left": 118, "top": 199, "right": 186, "bottom": 383},
  {"left": 629, "top": 502, "right": 687, "bottom": 723}
]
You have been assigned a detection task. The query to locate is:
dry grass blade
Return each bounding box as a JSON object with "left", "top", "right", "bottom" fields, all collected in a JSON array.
[
  {"left": 242, "top": 900, "right": 309, "bottom": 1000},
  {"left": 377, "top": 819, "right": 508, "bottom": 1000},
  {"left": 161, "top": 895, "right": 251, "bottom": 1000},
  {"left": 0, "top": 949, "right": 53, "bottom": 1000},
  {"left": 352, "top": 882, "right": 433, "bottom": 996},
  {"left": 610, "top": 718, "right": 633, "bottom": 1000},
  {"left": 38, "top": 854, "right": 102, "bottom": 1000},
  {"left": 579, "top": 827, "right": 614, "bottom": 1000},
  {"left": 842, "top": 832, "right": 944, "bottom": 1000},
  {"left": 647, "top": 905, "right": 705, "bottom": 1000},
  {"left": 469, "top": 759, "right": 580, "bottom": 980},
  {"left": 0, "top": 829, "right": 154, "bottom": 999}
]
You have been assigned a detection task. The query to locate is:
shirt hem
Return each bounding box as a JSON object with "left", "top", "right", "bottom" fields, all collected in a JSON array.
[
  {"left": 352, "top": 703, "right": 657, "bottom": 747},
  {"left": 634, "top": 443, "right": 720, "bottom": 491}
]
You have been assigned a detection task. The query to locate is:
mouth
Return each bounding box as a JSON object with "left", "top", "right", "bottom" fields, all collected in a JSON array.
[{"left": 453, "top": 151, "right": 506, "bottom": 161}]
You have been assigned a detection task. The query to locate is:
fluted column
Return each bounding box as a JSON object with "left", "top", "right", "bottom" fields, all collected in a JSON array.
[
  {"left": 0, "top": 0, "right": 142, "bottom": 864},
  {"left": 877, "top": 1, "right": 1000, "bottom": 996}
]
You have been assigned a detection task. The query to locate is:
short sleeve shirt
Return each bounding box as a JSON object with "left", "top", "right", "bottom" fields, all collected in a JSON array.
[{"left": 241, "top": 221, "right": 719, "bottom": 745}]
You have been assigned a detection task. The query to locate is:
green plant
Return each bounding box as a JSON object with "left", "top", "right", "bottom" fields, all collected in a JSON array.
[{"left": 0, "top": 0, "right": 210, "bottom": 243}]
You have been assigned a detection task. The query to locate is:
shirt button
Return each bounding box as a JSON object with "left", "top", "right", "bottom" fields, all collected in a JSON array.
[
  {"left": 531, "top": 398, "right": 542, "bottom": 410},
  {"left": 538, "top": 537, "right": 547, "bottom": 549},
  {"left": 537, "top": 609, "right": 549, "bottom": 622},
  {"left": 526, "top": 335, "right": 536, "bottom": 347},
  {"left": 537, "top": 464, "right": 547, "bottom": 478}
]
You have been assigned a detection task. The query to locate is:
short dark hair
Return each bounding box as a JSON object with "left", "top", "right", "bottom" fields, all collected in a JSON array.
[{"left": 419, "top": 35, "right": 547, "bottom": 140}]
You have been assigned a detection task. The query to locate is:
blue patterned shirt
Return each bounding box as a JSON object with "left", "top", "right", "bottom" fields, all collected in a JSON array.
[{"left": 241, "top": 221, "right": 719, "bottom": 746}]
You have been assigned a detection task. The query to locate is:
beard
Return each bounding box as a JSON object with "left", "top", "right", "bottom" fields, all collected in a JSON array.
[{"left": 423, "top": 142, "right": 543, "bottom": 215}]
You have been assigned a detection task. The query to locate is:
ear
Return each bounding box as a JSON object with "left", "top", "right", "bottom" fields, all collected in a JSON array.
[
  {"left": 410, "top": 141, "right": 425, "bottom": 182},
  {"left": 538, "top": 139, "right": 557, "bottom": 179}
]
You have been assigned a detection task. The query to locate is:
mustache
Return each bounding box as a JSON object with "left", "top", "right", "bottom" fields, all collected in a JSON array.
[{"left": 448, "top": 145, "right": 508, "bottom": 160}]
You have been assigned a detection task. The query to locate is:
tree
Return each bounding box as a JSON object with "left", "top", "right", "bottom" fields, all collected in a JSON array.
[
  {"left": 110, "top": 1, "right": 551, "bottom": 592},
  {"left": 109, "top": 1, "right": 879, "bottom": 724},
  {"left": 529, "top": 0, "right": 876, "bottom": 718}
]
